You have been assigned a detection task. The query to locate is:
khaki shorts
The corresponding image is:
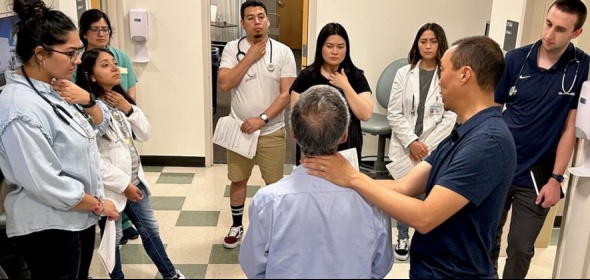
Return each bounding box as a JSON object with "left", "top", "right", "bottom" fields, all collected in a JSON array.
[{"left": 227, "top": 128, "right": 286, "bottom": 184}]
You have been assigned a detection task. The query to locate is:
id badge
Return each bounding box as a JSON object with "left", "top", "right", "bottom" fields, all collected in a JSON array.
[
  {"left": 72, "top": 111, "right": 95, "bottom": 137},
  {"left": 430, "top": 103, "right": 443, "bottom": 115}
]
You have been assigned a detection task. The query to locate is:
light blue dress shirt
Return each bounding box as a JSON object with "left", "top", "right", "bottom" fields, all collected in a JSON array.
[
  {"left": 0, "top": 70, "right": 109, "bottom": 237},
  {"left": 239, "top": 166, "right": 394, "bottom": 279}
]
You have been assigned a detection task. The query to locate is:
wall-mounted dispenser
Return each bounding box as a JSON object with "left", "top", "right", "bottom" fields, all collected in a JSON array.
[
  {"left": 569, "top": 81, "right": 590, "bottom": 177},
  {"left": 129, "top": 8, "right": 149, "bottom": 63}
]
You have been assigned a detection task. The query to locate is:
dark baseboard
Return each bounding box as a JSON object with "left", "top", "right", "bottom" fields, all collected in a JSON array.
[
  {"left": 140, "top": 156, "right": 205, "bottom": 167},
  {"left": 554, "top": 215, "right": 562, "bottom": 227}
]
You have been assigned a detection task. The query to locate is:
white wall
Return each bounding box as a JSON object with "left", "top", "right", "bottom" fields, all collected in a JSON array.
[
  {"left": 488, "top": 0, "right": 527, "bottom": 50},
  {"left": 104, "top": 0, "right": 213, "bottom": 165},
  {"left": 0, "top": 0, "right": 213, "bottom": 165},
  {"left": 307, "top": 0, "right": 494, "bottom": 156}
]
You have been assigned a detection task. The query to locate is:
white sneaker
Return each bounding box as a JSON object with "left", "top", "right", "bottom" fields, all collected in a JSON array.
[
  {"left": 394, "top": 238, "right": 409, "bottom": 261},
  {"left": 164, "top": 269, "right": 185, "bottom": 279},
  {"left": 174, "top": 269, "right": 185, "bottom": 279},
  {"left": 223, "top": 225, "right": 244, "bottom": 249}
]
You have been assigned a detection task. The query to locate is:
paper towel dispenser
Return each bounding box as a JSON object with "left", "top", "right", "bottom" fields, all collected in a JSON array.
[
  {"left": 129, "top": 8, "right": 148, "bottom": 42},
  {"left": 129, "top": 8, "right": 149, "bottom": 63}
]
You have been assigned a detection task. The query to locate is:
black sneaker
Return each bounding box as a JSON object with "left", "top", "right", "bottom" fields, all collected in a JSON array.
[
  {"left": 119, "top": 234, "right": 129, "bottom": 245},
  {"left": 123, "top": 226, "right": 140, "bottom": 240},
  {"left": 394, "top": 238, "right": 409, "bottom": 261}
]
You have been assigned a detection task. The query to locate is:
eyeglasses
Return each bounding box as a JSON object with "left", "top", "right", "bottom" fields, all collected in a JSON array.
[
  {"left": 48, "top": 47, "right": 84, "bottom": 64},
  {"left": 88, "top": 27, "right": 111, "bottom": 34}
]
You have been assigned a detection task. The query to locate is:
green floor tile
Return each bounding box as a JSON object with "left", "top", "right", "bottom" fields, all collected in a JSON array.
[
  {"left": 156, "top": 173, "right": 195, "bottom": 184},
  {"left": 119, "top": 243, "right": 167, "bottom": 264},
  {"left": 550, "top": 228, "right": 560, "bottom": 246},
  {"left": 208, "top": 244, "right": 241, "bottom": 264},
  {"left": 143, "top": 166, "right": 164, "bottom": 172},
  {"left": 176, "top": 211, "right": 220, "bottom": 226},
  {"left": 155, "top": 264, "right": 208, "bottom": 279},
  {"left": 224, "top": 185, "right": 261, "bottom": 197},
  {"left": 150, "top": 196, "right": 185, "bottom": 210},
  {"left": 283, "top": 164, "right": 294, "bottom": 175}
]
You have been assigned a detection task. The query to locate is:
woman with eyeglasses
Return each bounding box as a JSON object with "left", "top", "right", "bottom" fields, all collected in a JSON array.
[
  {"left": 0, "top": 0, "right": 119, "bottom": 278},
  {"left": 78, "top": 8, "right": 142, "bottom": 244},
  {"left": 75, "top": 48, "right": 185, "bottom": 279},
  {"left": 78, "top": 9, "right": 138, "bottom": 101},
  {"left": 386, "top": 22, "right": 456, "bottom": 261}
]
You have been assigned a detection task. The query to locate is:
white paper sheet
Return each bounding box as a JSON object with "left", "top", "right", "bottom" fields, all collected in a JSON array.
[
  {"left": 386, "top": 156, "right": 415, "bottom": 180},
  {"left": 213, "top": 116, "right": 260, "bottom": 159},
  {"left": 98, "top": 219, "right": 116, "bottom": 274},
  {"left": 339, "top": 148, "right": 359, "bottom": 171},
  {"left": 386, "top": 132, "right": 438, "bottom": 180}
]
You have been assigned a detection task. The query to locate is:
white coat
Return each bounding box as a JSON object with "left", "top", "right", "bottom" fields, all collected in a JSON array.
[
  {"left": 387, "top": 60, "right": 457, "bottom": 178},
  {"left": 97, "top": 102, "right": 152, "bottom": 212}
]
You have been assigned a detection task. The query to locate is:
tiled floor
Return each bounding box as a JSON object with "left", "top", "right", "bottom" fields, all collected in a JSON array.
[{"left": 89, "top": 164, "right": 560, "bottom": 279}]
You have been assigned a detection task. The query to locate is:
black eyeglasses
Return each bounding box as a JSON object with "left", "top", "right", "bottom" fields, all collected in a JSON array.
[
  {"left": 48, "top": 47, "right": 84, "bottom": 64},
  {"left": 89, "top": 27, "right": 111, "bottom": 34}
]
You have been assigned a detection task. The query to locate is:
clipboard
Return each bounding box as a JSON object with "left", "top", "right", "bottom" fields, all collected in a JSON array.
[{"left": 530, "top": 162, "right": 565, "bottom": 199}]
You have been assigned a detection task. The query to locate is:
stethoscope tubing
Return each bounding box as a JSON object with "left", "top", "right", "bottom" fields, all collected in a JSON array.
[{"left": 236, "top": 36, "right": 274, "bottom": 72}]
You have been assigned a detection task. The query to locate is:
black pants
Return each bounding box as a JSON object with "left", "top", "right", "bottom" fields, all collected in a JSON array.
[
  {"left": 490, "top": 185, "right": 550, "bottom": 279},
  {"left": 10, "top": 225, "right": 96, "bottom": 279}
]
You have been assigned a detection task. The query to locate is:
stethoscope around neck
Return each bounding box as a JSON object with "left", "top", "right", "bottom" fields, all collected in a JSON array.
[
  {"left": 20, "top": 65, "right": 95, "bottom": 139},
  {"left": 509, "top": 41, "right": 580, "bottom": 97},
  {"left": 236, "top": 36, "right": 275, "bottom": 72}
]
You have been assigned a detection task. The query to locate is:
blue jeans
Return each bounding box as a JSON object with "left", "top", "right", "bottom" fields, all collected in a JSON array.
[
  {"left": 396, "top": 194, "right": 425, "bottom": 240},
  {"left": 120, "top": 182, "right": 177, "bottom": 278}
]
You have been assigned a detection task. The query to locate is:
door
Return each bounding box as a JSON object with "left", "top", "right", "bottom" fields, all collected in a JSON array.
[
  {"left": 276, "top": 0, "right": 303, "bottom": 49},
  {"left": 301, "top": 0, "right": 308, "bottom": 69}
]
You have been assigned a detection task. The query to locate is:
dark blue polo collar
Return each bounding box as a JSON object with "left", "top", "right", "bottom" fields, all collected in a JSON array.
[
  {"left": 452, "top": 106, "right": 502, "bottom": 144},
  {"left": 526, "top": 40, "right": 579, "bottom": 72}
]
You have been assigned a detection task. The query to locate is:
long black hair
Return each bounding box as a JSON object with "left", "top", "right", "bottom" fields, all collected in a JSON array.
[
  {"left": 75, "top": 48, "right": 135, "bottom": 105},
  {"left": 310, "top": 22, "right": 361, "bottom": 78},
  {"left": 407, "top": 23, "right": 448, "bottom": 70}
]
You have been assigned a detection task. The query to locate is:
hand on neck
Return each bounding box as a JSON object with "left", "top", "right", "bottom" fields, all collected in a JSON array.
[
  {"left": 321, "top": 64, "right": 339, "bottom": 74},
  {"left": 248, "top": 34, "right": 268, "bottom": 44}
]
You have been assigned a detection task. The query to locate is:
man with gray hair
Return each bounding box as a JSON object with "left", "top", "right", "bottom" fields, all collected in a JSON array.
[
  {"left": 239, "top": 85, "right": 393, "bottom": 279},
  {"left": 303, "top": 36, "right": 516, "bottom": 278}
]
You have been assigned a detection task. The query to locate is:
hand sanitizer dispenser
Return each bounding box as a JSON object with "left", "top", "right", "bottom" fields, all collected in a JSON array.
[
  {"left": 575, "top": 81, "right": 590, "bottom": 140},
  {"left": 569, "top": 81, "right": 590, "bottom": 177},
  {"left": 129, "top": 8, "right": 149, "bottom": 63}
]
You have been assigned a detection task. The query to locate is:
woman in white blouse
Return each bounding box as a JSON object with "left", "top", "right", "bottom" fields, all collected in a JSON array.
[
  {"left": 75, "top": 48, "right": 185, "bottom": 279},
  {"left": 386, "top": 22, "right": 457, "bottom": 262}
]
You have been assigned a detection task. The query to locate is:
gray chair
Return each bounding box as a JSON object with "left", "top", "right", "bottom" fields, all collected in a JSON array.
[{"left": 360, "top": 58, "right": 408, "bottom": 175}]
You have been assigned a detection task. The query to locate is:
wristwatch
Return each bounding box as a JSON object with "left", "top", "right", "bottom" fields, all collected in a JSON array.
[
  {"left": 551, "top": 173, "right": 564, "bottom": 183},
  {"left": 260, "top": 113, "right": 269, "bottom": 124},
  {"left": 80, "top": 93, "right": 97, "bottom": 109}
]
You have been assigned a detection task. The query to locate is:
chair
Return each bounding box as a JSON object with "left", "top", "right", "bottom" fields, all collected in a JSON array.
[{"left": 360, "top": 58, "right": 408, "bottom": 176}]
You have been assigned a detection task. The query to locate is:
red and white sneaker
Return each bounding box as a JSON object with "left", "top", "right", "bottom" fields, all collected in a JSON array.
[{"left": 223, "top": 225, "right": 244, "bottom": 249}]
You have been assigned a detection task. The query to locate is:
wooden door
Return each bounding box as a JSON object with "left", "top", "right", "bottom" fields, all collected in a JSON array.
[
  {"left": 90, "top": 0, "right": 101, "bottom": 9},
  {"left": 301, "top": 0, "right": 308, "bottom": 68},
  {"left": 276, "top": 0, "right": 303, "bottom": 50}
]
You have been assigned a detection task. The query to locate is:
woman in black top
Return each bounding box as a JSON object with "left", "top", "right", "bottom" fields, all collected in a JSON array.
[{"left": 290, "top": 23, "right": 372, "bottom": 164}]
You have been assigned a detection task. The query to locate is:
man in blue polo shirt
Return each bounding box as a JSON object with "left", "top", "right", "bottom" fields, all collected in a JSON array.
[
  {"left": 302, "top": 36, "right": 516, "bottom": 279},
  {"left": 492, "top": 1, "right": 589, "bottom": 278}
]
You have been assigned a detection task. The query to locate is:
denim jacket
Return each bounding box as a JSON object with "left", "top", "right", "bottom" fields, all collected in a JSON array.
[{"left": 0, "top": 70, "right": 109, "bottom": 237}]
